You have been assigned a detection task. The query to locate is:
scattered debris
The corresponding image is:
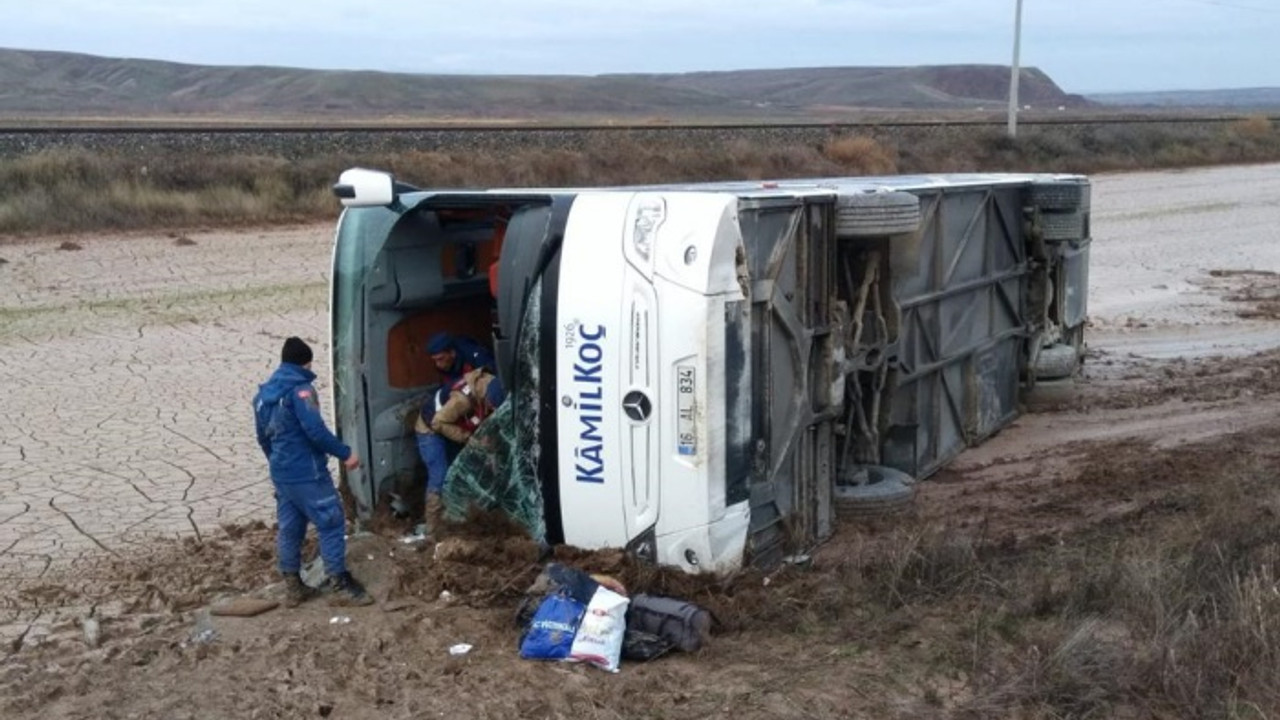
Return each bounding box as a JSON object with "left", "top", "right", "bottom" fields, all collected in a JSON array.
[
  {"left": 515, "top": 563, "right": 713, "bottom": 672},
  {"left": 0, "top": 257, "right": 8, "bottom": 265},
  {"left": 189, "top": 628, "right": 218, "bottom": 645},
  {"left": 591, "top": 574, "right": 628, "bottom": 596},
  {"left": 173, "top": 235, "right": 197, "bottom": 247},
  {"left": 81, "top": 618, "right": 101, "bottom": 648},
  {"left": 185, "top": 610, "right": 219, "bottom": 646},
  {"left": 57, "top": 241, "right": 82, "bottom": 252},
  {"left": 300, "top": 557, "right": 326, "bottom": 588},
  {"left": 449, "top": 643, "right": 473, "bottom": 656},
  {"left": 329, "top": 616, "right": 352, "bottom": 625},
  {"left": 380, "top": 599, "right": 421, "bottom": 613},
  {"left": 210, "top": 597, "right": 279, "bottom": 617}
]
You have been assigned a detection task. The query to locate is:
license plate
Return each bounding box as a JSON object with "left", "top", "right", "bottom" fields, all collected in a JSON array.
[{"left": 676, "top": 365, "right": 697, "bottom": 456}]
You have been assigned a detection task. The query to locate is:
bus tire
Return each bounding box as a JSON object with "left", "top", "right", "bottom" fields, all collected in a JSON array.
[
  {"left": 1039, "top": 211, "right": 1086, "bottom": 242},
  {"left": 1022, "top": 378, "right": 1078, "bottom": 412},
  {"left": 1029, "top": 180, "right": 1090, "bottom": 212},
  {"left": 835, "top": 465, "right": 916, "bottom": 516},
  {"left": 1034, "top": 343, "right": 1079, "bottom": 380},
  {"left": 836, "top": 191, "right": 922, "bottom": 239}
]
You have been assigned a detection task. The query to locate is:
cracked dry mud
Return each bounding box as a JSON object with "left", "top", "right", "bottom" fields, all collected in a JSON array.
[
  {"left": 3, "top": 163, "right": 1280, "bottom": 719},
  {"left": 0, "top": 225, "right": 331, "bottom": 632}
]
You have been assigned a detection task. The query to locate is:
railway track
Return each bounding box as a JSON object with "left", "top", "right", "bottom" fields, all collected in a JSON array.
[
  {"left": 0, "top": 114, "right": 1274, "bottom": 135},
  {"left": 1, "top": 113, "right": 1270, "bottom": 163}
]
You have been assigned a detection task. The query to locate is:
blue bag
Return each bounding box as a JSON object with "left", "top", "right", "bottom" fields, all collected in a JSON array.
[{"left": 519, "top": 592, "right": 585, "bottom": 661}]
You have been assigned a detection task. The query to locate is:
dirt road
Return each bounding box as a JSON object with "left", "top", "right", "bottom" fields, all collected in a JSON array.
[
  {"left": 1088, "top": 162, "right": 1280, "bottom": 354},
  {"left": 3, "top": 163, "right": 1280, "bottom": 718}
]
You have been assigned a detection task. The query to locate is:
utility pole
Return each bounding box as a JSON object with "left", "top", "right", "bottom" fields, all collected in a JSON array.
[{"left": 1007, "top": 0, "right": 1024, "bottom": 138}]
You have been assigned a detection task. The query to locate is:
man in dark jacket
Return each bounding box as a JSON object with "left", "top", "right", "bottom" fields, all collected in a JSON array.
[
  {"left": 426, "top": 331, "right": 496, "bottom": 387},
  {"left": 253, "top": 337, "right": 372, "bottom": 607}
]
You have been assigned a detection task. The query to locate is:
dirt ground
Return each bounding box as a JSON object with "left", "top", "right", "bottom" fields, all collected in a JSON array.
[{"left": 3, "top": 163, "right": 1280, "bottom": 719}]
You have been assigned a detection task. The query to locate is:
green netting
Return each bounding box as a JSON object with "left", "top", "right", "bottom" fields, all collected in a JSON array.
[{"left": 440, "top": 283, "right": 546, "bottom": 542}]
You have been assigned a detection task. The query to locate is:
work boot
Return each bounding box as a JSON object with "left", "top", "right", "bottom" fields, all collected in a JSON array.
[
  {"left": 326, "top": 571, "right": 374, "bottom": 607},
  {"left": 424, "top": 492, "right": 446, "bottom": 537},
  {"left": 282, "top": 573, "right": 318, "bottom": 608}
]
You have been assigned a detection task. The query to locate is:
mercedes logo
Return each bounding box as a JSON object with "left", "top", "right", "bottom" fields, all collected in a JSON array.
[{"left": 622, "top": 390, "right": 652, "bottom": 422}]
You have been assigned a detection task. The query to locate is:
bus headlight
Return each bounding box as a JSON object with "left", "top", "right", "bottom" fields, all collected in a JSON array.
[{"left": 625, "top": 195, "right": 665, "bottom": 276}]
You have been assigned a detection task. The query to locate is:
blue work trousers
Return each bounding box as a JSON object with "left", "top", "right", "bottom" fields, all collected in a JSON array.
[
  {"left": 275, "top": 480, "right": 347, "bottom": 577},
  {"left": 416, "top": 432, "right": 460, "bottom": 496}
]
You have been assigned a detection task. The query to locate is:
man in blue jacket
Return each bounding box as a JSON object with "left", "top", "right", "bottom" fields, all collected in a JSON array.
[
  {"left": 253, "top": 337, "right": 372, "bottom": 607},
  {"left": 426, "top": 331, "right": 495, "bottom": 386}
]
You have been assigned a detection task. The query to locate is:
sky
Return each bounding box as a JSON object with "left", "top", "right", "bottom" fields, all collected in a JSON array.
[{"left": 2, "top": 0, "right": 1277, "bottom": 93}]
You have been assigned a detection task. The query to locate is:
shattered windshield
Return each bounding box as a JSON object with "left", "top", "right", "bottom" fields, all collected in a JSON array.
[{"left": 440, "top": 278, "right": 546, "bottom": 542}]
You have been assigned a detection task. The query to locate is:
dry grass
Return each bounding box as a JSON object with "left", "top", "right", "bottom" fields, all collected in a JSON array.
[
  {"left": 636, "top": 427, "right": 1280, "bottom": 718},
  {"left": 1232, "top": 114, "right": 1275, "bottom": 140},
  {"left": 936, "top": 442, "right": 1280, "bottom": 719},
  {"left": 3, "top": 121, "right": 1280, "bottom": 236},
  {"left": 0, "top": 149, "right": 332, "bottom": 234},
  {"left": 823, "top": 135, "right": 899, "bottom": 174}
]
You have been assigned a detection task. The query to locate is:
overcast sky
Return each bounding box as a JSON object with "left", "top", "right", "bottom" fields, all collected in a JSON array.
[{"left": 3, "top": 0, "right": 1277, "bottom": 93}]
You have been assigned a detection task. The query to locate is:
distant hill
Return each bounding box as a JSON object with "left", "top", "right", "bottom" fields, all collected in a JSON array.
[
  {"left": 618, "top": 65, "right": 1090, "bottom": 111},
  {"left": 1089, "top": 87, "right": 1280, "bottom": 110},
  {"left": 0, "top": 47, "right": 1089, "bottom": 120}
]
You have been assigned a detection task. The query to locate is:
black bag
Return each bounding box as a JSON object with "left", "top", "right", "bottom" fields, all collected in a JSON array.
[
  {"left": 515, "top": 563, "right": 600, "bottom": 629},
  {"left": 625, "top": 594, "right": 712, "bottom": 653},
  {"left": 621, "top": 629, "right": 675, "bottom": 662}
]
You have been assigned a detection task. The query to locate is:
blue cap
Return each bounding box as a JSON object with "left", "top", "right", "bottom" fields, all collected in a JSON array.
[
  {"left": 486, "top": 375, "right": 506, "bottom": 408},
  {"left": 426, "top": 332, "right": 453, "bottom": 355}
]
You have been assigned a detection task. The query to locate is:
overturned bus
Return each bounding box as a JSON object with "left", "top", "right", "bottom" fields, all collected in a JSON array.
[{"left": 328, "top": 169, "right": 1091, "bottom": 572}]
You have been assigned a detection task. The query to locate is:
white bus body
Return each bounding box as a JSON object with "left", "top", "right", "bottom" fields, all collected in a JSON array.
[{"left": 330, "top": 170, "right": 1091, "bottom": 571}]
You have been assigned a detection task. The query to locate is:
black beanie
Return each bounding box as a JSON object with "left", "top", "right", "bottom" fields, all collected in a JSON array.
[{"left": 281, "top": 336, "right": 313, "bottom": 366}]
